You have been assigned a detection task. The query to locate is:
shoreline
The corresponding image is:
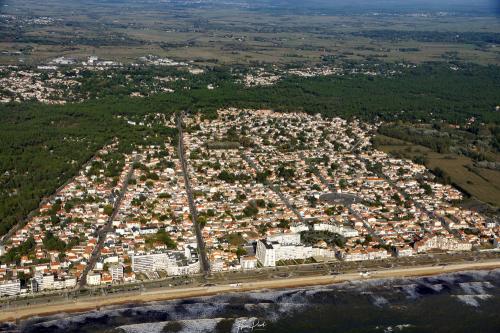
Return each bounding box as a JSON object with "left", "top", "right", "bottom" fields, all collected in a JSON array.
[{"left": 1, "top": 259, "right": 500, "bottom": 323}]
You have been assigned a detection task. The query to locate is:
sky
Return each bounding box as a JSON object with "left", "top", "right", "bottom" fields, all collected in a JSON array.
[
  {"left": 0, "top": 0, "right": 498, "bottom": 15},
  {"left": 255, "top": 0, "right": 500, "bottom": 13}
]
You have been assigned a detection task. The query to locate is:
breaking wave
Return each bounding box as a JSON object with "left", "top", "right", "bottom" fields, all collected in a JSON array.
[{"left": 9, "top": 269, "right": 500, "bottom": 333}]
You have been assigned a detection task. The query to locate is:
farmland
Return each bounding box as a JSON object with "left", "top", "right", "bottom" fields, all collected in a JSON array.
[
  {"left": 1, "top": 0, "right": 499, "bottom": 66},
  {"left": 375, "top": 134, "right": 500, "bottom": 208}
]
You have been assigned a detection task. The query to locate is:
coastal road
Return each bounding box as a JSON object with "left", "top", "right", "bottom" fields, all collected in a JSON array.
[
  {"left": 2, "top": 258, "right": 500, "bottom": 323},
  {"left": 1, "top": 250, "right": 498, "bottom": 312},
  {"left": 176, "top": 112, "right": 210, "bottom": 275}
]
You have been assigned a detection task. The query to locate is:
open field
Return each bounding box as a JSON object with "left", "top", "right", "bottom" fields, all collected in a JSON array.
[
  {"left": 1, "top": 0, "right": 499, "bottom": 65},
  {"left": 376, "top": 135, "right": 500, "bottom": 207}
]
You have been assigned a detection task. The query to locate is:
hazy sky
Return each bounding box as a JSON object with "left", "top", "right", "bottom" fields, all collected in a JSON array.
[
  {"left": 257, "top": 0, "right": 500, "bottom": 15},
  {"left": 0, "top": 0, "right": 498, "bottom": 15}
]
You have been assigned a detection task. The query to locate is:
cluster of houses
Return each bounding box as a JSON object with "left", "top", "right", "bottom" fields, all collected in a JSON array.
[
  {"left": 90, "top": 138, "right": 204, "bottom": 283},
  {"left": 180, "top": 109, "right": 497, "bottom": 271},
  {"left": 138, "top": 55, "right": 188, "bottom": 67},
  {"left": 239, "top": 63, "right": 410, "bottom": 87},
  {"left": 0, "top": 142, "right": 133, "bottom": 296},
  {"left": 0, "top": 108, "right": 497, "bottom": 298},
  {"left": 240, "top": 67, "right": 281, "bottom": 87},
  {"left": 0, "top": 56, "right": 199, "bottom": 104},
  {"left": 0, "top": 66, "right": 79, "bottom": 104}
]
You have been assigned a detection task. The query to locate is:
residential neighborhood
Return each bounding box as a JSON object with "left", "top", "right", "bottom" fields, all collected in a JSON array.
[{"left": 0, "top": 108, "right": 498, "bottom": 298}]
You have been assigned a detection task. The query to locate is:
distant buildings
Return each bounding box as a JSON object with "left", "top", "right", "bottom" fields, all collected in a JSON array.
[
  {"left": 313, "top": 222, "right": 359, "bottom": 238},
  {"left": 339, "top": 247, "right": 389, "bottom": 262}
]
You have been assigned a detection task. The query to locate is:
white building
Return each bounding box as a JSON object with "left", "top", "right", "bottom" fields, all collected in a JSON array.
[
  {"left": 109, "top": 263, "right": 124, "bottom": 281},
  {"left": 0, "top": 280, "right": 20, "bottom": 297},
  {"left": 313, "top": 223, "right": 359, "bottom": 238},
  {"left": 256, "top": 240, "right": 277, "bottom": 267},
  {"left": 396, "top": 246, "right": 414, "bottom": 257},
  {"left": 267, "top": 233, "right": 301, "bottom": 245},
  {"left": 132, "top": 253, "right": 170, "bottom": 272},
  {"left": 414, "top": 236, "right": 472, "bottom": 253},
  {"left": 32, "top": 273, "right": 76, "bottom": 291},
  {"left": 87, "top": 273, "right": 101, "bottom": 286},
  {"left": 132, "top": 248, "right": 200, "bottom": 276},
  {"left": 63, "top": 277, "right": 77, "bottom": 289},
  {"left": 290, "top": 223, "right": 309, "bottom": 233},
  {"left": 34, "top": 273, "right": 54, "bottom": 291},
  {"left": 240, "top": 255, "right": 258, "bottom": 270},
  {"left": 256, "top": 233, "right": 319, "bottom": 267}
]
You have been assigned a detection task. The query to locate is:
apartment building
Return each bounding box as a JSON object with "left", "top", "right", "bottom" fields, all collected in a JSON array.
[{"left": 0, "top": 280, "right": 21, "bottom": 297}]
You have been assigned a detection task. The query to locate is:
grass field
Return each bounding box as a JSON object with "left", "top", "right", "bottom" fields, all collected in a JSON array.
[{"left": 376, "top": 135, "right": 500, "bottom": 207}]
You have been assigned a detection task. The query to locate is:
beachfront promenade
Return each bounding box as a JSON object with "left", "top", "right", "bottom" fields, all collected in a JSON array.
[{"left": 1, "top": 256, "right": 499, "bottom": 323}]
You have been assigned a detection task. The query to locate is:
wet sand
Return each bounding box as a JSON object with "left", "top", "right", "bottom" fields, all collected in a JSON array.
[{"left": 1, "top": 259, "right": 500, "bottom": 323}]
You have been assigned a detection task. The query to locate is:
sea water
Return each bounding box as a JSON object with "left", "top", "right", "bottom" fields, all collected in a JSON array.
[{"left": 2, "top": 269, "right": 500, "bottom": 333}]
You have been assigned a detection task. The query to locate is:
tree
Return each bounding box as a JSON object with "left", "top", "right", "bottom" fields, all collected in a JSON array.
[
  {"left": 243, "top": 204, "right": 259, "bottom": 217},
  {"left": 236, "top": 247, "right": 247, "bottom": 258},
  {"left": 277, "top": 166, "right": 295, "bottom": 181},
  {"left": 103, "top": 204, "right": 114, "bottom": 216},
  {"left": 155, "top": 229, "right": 176, "bottom": 249},
  {"left": 277, "top": 219, "right": 290, "bottom": 229},
  {"left": 43, "top": 231, "right": 67, "bottom": 252}
]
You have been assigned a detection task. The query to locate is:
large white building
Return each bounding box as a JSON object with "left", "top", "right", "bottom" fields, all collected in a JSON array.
[
  {"left": 132, "top": 252, "right": 171, "bottom": 272},
  {"left": 35, "top": 273, "right": 54, "bottom": 291},
  {"left": 256, "top": 233, "right": 334, "bottom": 267},
  {"left": 31, "top": 273, "right": 76, "bottom": 292},
  {"left": 0, "top": 280, "right": 21, "bottom": 297},
  {"left": 109, "top": 263, "right": 124, "bottom": 281},
  {"left": 256, "top": 240, "right": 277, "bottom": 267},
  {"left": 267, "top": 233, "right": 301, "bottom": 245},
  {"left": 131, "top": 247, "right": 200, "bottom": 276},
  {"left": 414, "top": 235, "right": 472, "bottom": 253},
  {"left": 87, "top": 273, "right": 101, "bottom": 286},
  {"left": 313, "top": 222, "right": 359, "bottom": 238}
]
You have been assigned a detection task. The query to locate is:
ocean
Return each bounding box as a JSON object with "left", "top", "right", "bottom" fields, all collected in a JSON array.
[{"left": 2, "top": 269, "right": 500, "bottom": 333}]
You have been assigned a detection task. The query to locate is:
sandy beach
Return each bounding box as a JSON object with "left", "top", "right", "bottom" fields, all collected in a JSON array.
[{"left": 1, "top": 259, "right": 500, "bottom": 323}]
